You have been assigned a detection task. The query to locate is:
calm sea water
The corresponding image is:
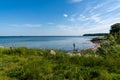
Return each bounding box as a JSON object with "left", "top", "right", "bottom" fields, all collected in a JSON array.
[{"left": 0, "top": 36, "right": 96, "bottom": 51}]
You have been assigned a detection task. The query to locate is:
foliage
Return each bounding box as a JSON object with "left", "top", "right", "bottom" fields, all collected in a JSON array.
[
  {"left": 0, "top": 44, "right": 120, "bottom": 80},
  {"left": 110, "top": 23, "right": 120, "bottom": 34},
  {"left": 83, "top": 33, "right": 108, "bottom": 36}
]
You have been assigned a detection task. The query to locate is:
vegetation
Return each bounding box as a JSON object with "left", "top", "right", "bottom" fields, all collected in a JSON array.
[
  {"left": 0, "top": 23, "right": 120, "bottom": 80},
  {"left": 110, "top": 23, "right": 120, "bottom": 34},
  {"left": 83, "top": 33, "right": 108, "bottom": 36},
  {"left": 90, "top": 37, "right": 106, "bottom": 43}
]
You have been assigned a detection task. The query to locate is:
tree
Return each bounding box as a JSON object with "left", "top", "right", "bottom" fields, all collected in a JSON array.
[
  {"left": 110, "top": 23, "right": 120, "bottom": 44},
  {"left": 110, "top": 23, "right": 120, "bottom": 34}
]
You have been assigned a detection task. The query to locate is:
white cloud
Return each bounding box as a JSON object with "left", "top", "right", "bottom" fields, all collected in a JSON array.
[
  {"left": 68, "top": 14, "right": 89, "bottom": 22},
  {"left": 63, "top": 14, "right": 68, "bottom": 18},
  {"left": 93, "top": 4, "right": 105, "bottom": 10},
  {"left": 9, "top": 24, "right": 42, "bottom": 28},
  {"left": 70, "top": 0, "right": 82, "bottom": 3},
  {"left": 99, "top": 17, "right": 120, "bottom": 25},
  {"left": 78, "top": 14, "right": 89, "bottom": 21},
  {"left": 89, "top": 1, "right": 110, "bottom": 13},
  {"left": 55, "top": 22, "right": 112, "bottom": 35},
  {"left": 66, "top": 11, "right": 120, "bottom": 35},
  {"left": 23, "top": 24, "right": 41, "bottom": 27},
  {"left": 61, "top": 0, "right": 120, "bottom": 35},
  {"left": 56, "top": 24, "right": 84, "bottom": 35},
  {"left": 69, "top": 18, "right": 75, "bottom": 22},
  {"left": 90, "top": 14, "right": 101, "bottom": 22},
  {"left": 69, "top": 13, "right": 101, "bottom": 23},
  {"left": 68, "top": 13, "right": 77, "bottom": 21},
  {"left": 107, "top": 5, "right": 120, "bottom": 12}
]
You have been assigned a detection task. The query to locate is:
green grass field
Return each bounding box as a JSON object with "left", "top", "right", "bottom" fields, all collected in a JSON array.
[{"left": 0, "top": 41, "right": 120, "bottom": 80}]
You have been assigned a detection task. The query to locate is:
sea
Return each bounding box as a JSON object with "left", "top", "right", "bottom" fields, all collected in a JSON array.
[{"left": 0, "top": 36, "right": 97, "bottom": 51}]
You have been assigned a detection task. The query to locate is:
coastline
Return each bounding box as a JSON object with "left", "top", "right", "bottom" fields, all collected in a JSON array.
[
  {"left": 69, "top": 37, "right": 102, "bottom": 55},
  {"left": 0, "top": 37, "right": 102, "bottom": 55}
]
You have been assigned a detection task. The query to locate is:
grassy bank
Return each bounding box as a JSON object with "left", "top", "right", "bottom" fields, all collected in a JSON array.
[{"left": 0, "top": 38, "right": 120, "bottom": 80}]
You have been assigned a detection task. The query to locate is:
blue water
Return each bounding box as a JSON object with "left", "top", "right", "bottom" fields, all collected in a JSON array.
[{"left": 0, "top": 36, "right": 96, "bottom": 51}]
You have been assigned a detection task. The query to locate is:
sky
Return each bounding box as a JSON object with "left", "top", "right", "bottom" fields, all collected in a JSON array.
[{"left": 0, "top": 0, "right": 120, "bottom": 36}]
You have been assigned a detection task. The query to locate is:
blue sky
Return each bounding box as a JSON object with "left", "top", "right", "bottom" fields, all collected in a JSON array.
[{"left": 0, "top": 0, "right": 120, "bottom": 36}]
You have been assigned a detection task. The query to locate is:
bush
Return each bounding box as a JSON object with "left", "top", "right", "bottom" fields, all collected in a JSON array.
[{"left": 6, "top": 67, "right": 24, "bottom": 79}]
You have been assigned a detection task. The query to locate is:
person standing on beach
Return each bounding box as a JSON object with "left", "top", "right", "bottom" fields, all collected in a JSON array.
[{"left": 73, "top": 43, "right": 76, "bottom": 51}]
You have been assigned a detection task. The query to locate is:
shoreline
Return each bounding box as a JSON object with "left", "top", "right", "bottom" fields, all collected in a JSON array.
[
  {"left": 69, "top": 38, "right": 102, "bottom": 55},
  {"left": 0, "top": 37, "right": 102, "bottom": 54},
  {"left": 69, "top": 43, "right": 100, "bottom": 54}
]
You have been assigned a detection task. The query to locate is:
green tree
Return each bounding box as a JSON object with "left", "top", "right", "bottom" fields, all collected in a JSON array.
[
  {"left": 110, "top": 23, "right": 120, "bottom": 34},
  {"left": 109, "top": 23, "right": 120, "bottom": 44}
]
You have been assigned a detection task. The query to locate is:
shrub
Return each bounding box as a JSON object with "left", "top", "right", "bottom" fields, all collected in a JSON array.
[{"left": 6, "top": 67, "right": 24, "bottom": 79}]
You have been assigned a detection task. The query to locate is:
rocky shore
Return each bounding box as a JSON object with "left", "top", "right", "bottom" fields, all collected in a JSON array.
[{"left": 69, "top": 37, "right": 103, "bottom": 55}]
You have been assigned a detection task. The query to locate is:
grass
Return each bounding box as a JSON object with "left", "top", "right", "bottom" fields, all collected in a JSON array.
[{"left": 0, "top": 42, "right": 120, "bottom": 80}]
